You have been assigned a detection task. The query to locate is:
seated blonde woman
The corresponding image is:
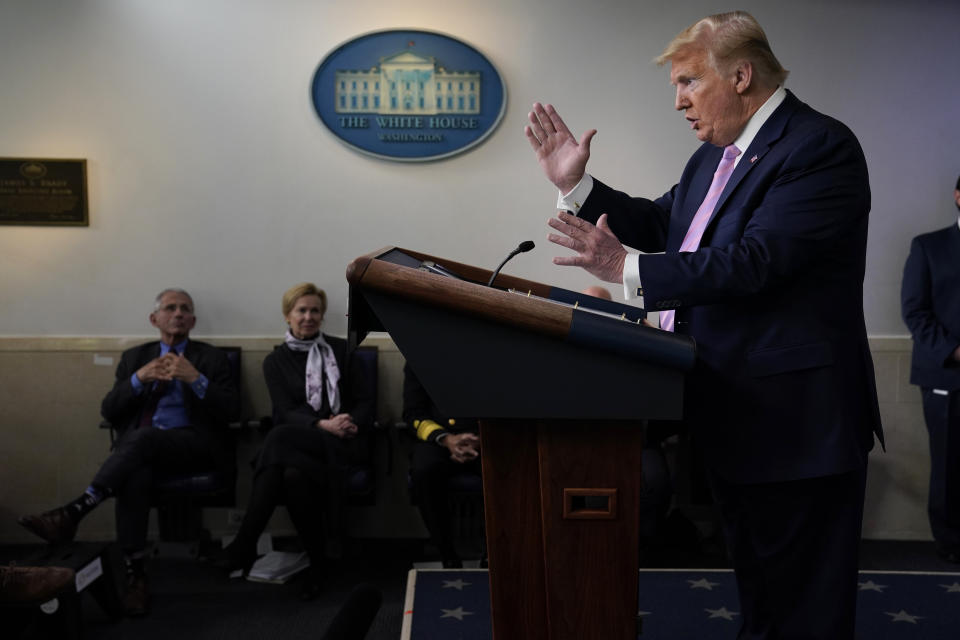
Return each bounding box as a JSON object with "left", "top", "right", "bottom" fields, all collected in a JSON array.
[{"left": 216, "top": 283, "right": 373, "bottom": 600}]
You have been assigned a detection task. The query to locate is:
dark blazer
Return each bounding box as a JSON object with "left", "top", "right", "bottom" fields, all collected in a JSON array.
[
  {"left": 262, "top": 334, "right": 374, "bottom": 430},
  {"left": 100, "top": 339, "right": 239, "bottom": 440},
  {"left": 578, "top": 91, "right": 883, "bottom": 484},
  {"left": 402, "top": 362, "right": 479, "bottom": 443},
  {"left": 901, "top": 223, "right": 960, "bottom": 390}
]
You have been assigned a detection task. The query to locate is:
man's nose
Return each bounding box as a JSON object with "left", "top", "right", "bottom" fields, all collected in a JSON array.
[{"left": 674, "top": 88, "right": 688, "bottom": 110}]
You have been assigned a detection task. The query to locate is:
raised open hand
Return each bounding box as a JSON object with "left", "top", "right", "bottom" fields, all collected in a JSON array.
[{"left": 525, "top": 102, "right": 596, "bottom": 194}]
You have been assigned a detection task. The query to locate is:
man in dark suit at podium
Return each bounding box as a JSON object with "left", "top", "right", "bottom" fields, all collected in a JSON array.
[
  {"left": 901, "top": 175, "right": 960, "bottom": 563},
  {"left": 525, "top": 11, "right": 882, "bottom": 639}
]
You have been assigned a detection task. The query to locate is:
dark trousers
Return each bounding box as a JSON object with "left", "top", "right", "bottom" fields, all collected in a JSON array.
[
  {"left": 409, "top": 441, "right": 481, "bottom": 561},
  {"left": 233, "top": 425, "right": 363, "bottom": 570},
  {"left": 92, "top": 426, "right": 215, "bottom": 553},
  {"left": 234, "top": 463, "right": 327, "bottom": 573},
  {"left": 709, "top": 464, "right": 868, "bottom": 640},
  {"left": 922, "top": 387, "right": 960, "bottom": 551}
]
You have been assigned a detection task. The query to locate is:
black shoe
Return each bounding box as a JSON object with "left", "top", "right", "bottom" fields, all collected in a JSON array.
[
  {"left": 17, "top": 507, "right": 77, "bottom": 545},
  {"left": 121, "top": 573, "right": 149, "bottom": 617},
  {"left": 211, "top": 543, "right": 258, "bottom": 575}
]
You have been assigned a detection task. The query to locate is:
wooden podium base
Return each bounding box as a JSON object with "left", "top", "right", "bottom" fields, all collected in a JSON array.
[{"left": 481, "top": 419, "right": 643, "bottom": 640}]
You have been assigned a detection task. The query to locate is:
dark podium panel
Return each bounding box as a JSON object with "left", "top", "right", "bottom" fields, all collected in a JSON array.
[{"left": 347, "top": 247, "right": 695, "bottom": 640}]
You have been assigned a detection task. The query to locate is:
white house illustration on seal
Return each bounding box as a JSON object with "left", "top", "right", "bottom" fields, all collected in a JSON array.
[{"left": 335, "top": 51, "right": 480, "bottom": 115}]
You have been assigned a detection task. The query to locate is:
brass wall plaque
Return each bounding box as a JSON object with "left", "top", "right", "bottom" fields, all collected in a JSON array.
[{"left": 0, "top": 158, "right": 88, "bottom": 226}]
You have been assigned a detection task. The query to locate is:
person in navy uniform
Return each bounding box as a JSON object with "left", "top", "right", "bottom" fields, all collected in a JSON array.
[{"left": 403, "top": 362, "right": 481, "bottom": 568}]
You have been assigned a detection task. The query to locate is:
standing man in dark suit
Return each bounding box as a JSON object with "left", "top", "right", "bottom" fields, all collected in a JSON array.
[
  {"left": 525, "top": 11, "right": 882, "bottom": 639},
  {"left": 901, "top": 175, "right": 960, "bottom": 563},
  {"left": 18, "top": 288, "right": 239, "bottom": 615}
]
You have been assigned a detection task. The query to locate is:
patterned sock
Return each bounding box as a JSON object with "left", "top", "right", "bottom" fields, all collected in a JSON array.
[{"left": 64, "top": 485, "right": 110, "bottom": 521}]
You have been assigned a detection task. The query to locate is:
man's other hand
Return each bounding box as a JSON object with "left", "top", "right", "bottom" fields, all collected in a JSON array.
[{"left": 549, "top": 211, "right": 626, "bottom": 283}]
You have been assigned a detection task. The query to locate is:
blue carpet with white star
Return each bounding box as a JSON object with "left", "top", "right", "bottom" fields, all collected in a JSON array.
[{"left": 402, "top": 568, "right": 960, "bottom": 638}]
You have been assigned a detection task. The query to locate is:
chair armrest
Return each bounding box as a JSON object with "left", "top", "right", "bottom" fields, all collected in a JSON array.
[{"left": 99, "top": 419, "right": 118, "bottom": 447}]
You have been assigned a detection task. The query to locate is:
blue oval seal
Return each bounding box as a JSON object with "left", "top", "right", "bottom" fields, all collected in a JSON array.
[{"left": 311, "top": 29, "right": 507, "bottom": 162}]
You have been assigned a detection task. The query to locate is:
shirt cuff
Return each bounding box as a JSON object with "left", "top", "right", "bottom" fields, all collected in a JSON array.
[
  {"left": 556, "top": 174, "right": 594, "bottom": 213},
  {"left": 190, "top": 374, "right": 209, "bottom": 399},
  {"left": 623, "top": 251, "right": 643, "bottom": 301},
  {"left": 130, "top": 373, "right": 145, "bottom": 394}
]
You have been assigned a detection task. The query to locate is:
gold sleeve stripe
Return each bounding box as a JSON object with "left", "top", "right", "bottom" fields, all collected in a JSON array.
[{"left": 414, "top": 419, "right": 442, "bottom": 441}]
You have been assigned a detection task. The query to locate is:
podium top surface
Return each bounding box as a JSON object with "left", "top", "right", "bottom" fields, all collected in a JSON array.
[{"left": 347, "top": 247, "right": 696, "bottom": 373}]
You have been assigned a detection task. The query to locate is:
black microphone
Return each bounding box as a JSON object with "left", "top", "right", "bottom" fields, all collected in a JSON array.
[{"left": 487, "top": 241, "right": 535, "bottom": 287}]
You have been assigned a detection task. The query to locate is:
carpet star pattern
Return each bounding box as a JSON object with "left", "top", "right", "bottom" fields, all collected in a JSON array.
[
  {"left": 405, "top": 569, "right": 960, "bottom": 638},
  {"left": 440, "top": 606, "right": 474, "bottom": 621},
  {"left": 885, "top": 609, "right": 923, "bottom": 624},
  {"left": 705, "top": 606, "right": 739, "bottom": 620},
  {"left": 441, "top": 578, "right": 471, "bottom": 591},
  {"left": 688, "top": 577, "right": 720, "bottom": 590}
]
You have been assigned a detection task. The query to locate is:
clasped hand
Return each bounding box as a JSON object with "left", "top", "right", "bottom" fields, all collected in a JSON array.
[
  {"left": 443, "top": 432, "right": 480, "bottom": 464},
  {"left": 136, "top": 352, "right": 200, "bottom": 385},
  {"left": 318, "top": 413, "right": 359, "bottom": 439}
]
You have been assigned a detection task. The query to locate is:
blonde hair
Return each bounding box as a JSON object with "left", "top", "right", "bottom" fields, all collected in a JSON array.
[
  {"left": 656, "top": 11, "right": 788, "bottom": 86},
  {"left": 281, "top": 282, "right": 327, "bottom": 317}
]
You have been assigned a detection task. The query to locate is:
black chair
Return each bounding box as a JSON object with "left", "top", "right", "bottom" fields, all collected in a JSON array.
[
  {"left": 342, "top": 345, "right": 379, "bottom": 505},
  {"left": 100, "top": 346, "right": 242, "bottom": 549}
]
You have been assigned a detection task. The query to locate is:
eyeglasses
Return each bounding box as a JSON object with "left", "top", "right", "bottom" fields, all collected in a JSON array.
[{"left": 156, "top": 303, "right": 194, "bottom": 314}]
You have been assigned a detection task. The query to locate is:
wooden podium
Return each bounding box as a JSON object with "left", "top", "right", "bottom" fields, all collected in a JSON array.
[{"left": 347, "top": 247, "right": 695, "bottom": 640}]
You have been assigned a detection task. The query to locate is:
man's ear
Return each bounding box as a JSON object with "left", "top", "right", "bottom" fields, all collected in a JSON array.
[
  {"left": 734, "top": 60, "right": 753, "bottom": 94},
  {"left": 149, "top": 312, "right": 159, "bottom": 329}
]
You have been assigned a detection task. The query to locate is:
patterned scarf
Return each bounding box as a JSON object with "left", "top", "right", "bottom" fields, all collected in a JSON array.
[{"left": 283, "top": 330, "right": 340, "bottom": 414}]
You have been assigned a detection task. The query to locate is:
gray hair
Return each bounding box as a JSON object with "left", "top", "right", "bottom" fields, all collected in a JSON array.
[
  {"left": 656, "top": 11, "right": 788, "bottom": 87},
  {"left": 153, "top": 288, "right": 194, "bottom": 312}
]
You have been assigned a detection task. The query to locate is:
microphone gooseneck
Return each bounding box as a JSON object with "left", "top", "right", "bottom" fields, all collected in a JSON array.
[{"left": 487, "top": 241, "right": 535, "bottom": 287}]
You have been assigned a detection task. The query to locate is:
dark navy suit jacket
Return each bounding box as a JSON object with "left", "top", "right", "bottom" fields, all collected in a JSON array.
[
  {"left": 901, "top": 223, "right": 960, "bottom": 390},
  {"left": 578, "top": 91, "right": 883, "bottom": 484},
  {"left": 100, "top": 340, "right": 239, "bottom": 449}
]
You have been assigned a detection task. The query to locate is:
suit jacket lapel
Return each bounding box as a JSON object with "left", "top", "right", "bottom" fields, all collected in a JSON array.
[{"left": 683, "top": 91, "right": 802, "bottom": 244}]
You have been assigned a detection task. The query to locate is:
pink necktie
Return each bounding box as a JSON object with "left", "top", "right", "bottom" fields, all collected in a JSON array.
[{"left": 660, "top": 144, "right": 741, "bottom": 332}]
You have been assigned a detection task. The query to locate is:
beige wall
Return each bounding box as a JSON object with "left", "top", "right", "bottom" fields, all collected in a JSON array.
[{"left": 0, "top": 335, "right": 931, "bottom": 544}]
